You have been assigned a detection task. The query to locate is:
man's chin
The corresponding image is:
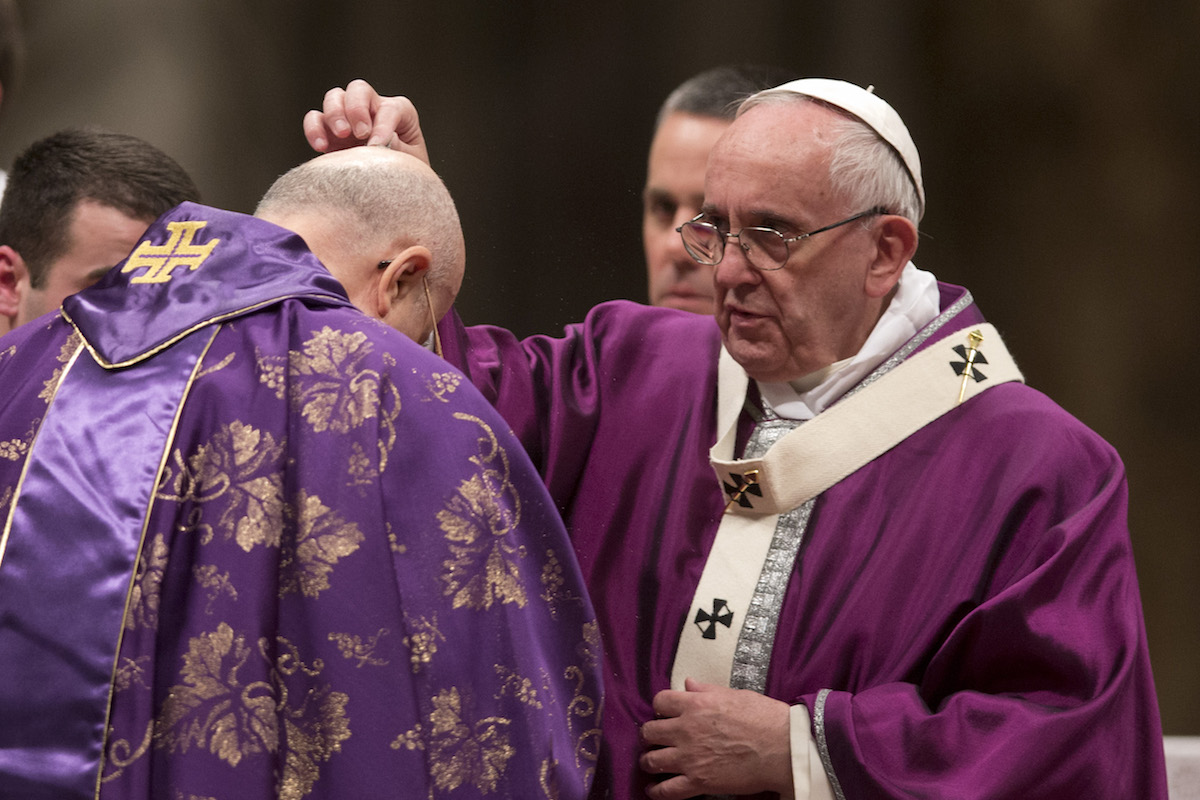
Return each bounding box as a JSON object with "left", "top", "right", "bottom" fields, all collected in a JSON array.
[{"left": 721, "top": 334, "right": 785, "bottom": 382}]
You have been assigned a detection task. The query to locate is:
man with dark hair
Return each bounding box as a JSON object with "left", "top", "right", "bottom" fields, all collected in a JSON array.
[
  {"left": 643, "top": 65, "right": 794, "bottom": 313},
  {"left": 0, "top": 127, "right": 200, "bottom": 335},
  {"left": 0, "top": 145, "right": 601, "bottom": 799}
]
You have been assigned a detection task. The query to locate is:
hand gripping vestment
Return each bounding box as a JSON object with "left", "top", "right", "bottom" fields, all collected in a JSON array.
[
  {"left": 438, "top": 287, "right": 1167, "bottom": 799},
  {"left": 0, "top": 203, "right": 602, "bottom": 799}
]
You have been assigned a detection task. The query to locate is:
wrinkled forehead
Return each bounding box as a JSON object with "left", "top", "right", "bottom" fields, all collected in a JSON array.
[
  {"left": 716, "top": 99, "right": 844, "bottom": 158},
  {"left": 704, "top": 103, "right": 841, "bottom": 205}
]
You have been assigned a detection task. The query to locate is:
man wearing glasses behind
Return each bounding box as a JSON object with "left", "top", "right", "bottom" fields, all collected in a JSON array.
[{"left": 310, "top": 79, "right": 1167, "bottom": 799}]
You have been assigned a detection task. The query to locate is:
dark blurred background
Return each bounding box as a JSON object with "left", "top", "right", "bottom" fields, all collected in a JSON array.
[{"left": 3, "top": 1, "right": 1196, "bottom": 734}]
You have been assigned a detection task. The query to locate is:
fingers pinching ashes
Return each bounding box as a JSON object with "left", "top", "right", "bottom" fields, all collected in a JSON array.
[{"left": 302, "top": 79, "right": 430, "bottom": 166}]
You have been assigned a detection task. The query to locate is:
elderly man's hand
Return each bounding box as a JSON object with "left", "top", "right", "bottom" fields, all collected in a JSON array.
[
  {"left": 640, "top": 678, "right": 793, "bottom": 799},
  {"left": 303, "top": 79, "right": 429, "bottom": 165}
]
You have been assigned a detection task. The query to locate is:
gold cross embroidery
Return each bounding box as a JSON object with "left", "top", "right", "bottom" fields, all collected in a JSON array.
[{"left": 122, "top": 220, "right": 220, "bottom": 284}]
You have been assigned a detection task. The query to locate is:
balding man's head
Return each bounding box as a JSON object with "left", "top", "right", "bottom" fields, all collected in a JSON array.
[{"left": 255, "top": 147, "right": 465, "bottom": 343}]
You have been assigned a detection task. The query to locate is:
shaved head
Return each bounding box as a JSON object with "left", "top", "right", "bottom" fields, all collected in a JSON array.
[{"left": 256, "top": 146, "right": 464, "bottom": 302}]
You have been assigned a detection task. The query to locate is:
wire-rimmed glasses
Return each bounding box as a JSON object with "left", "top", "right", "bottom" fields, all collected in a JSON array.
[{"left": 676, "top": 207, "right": 885, "bottom": 271}]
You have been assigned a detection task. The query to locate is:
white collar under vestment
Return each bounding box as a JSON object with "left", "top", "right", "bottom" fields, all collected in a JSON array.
[{"left": 757, "top": 261, "right": 941, "bottom": 420}]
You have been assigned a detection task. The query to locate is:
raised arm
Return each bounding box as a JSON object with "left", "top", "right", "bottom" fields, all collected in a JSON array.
[{"left": 303, "top": 78, "right": 430, "bottom": 165}]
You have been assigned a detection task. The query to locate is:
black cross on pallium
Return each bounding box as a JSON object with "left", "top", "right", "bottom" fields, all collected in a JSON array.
[
  {"left": 722, "top": 472, "right": 763, "bottom": 509},
  {"left": 694, "top": 598, "right": 734, "bottom": 639},
  {"left": 950, "top": 344, "right": 989, "bottom": 383}
]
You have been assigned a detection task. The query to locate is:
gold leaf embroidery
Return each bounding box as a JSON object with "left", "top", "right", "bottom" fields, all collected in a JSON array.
[
  {"left": 268, "top": 327, "right": 402, "bottom": 474},
  {"left": 156, "top": 625, "right": 351, "bottom": 794},
  {"left": 157, "top": 423, "right": 361, "bottom": 598},
  {"left": 278, "top": 689, "right": 351, "bottom": 800},
  {"left": 279, "top": 490, "right": 364, "bottom": 598},
  {"left": 393, "top": 687, "right": 514, "bottom": 794},
  {"left": 125, "top": 534, "right": 169, "bottom": 631},
  {"left": 436, "top": 414, "right": 528, "bottom": 610},
  {"left": 157, "top": 421, "right": 286, "bottom": 551},
  {"left": 157, "top": 623, "right": 277, "bottom": 767},
  {"left": 328, "top": 628, "right": 390, "bottom": 668},
  {"left": 287, "top": 327, "right": 382, "bottom": 433},
  {"left": 234, "top": 475, "right": 286, "bottom": 552}
]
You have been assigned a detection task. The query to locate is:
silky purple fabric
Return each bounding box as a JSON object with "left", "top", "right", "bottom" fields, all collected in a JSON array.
[
  {"left": 439, "top": 286, "right": 1167, "bottom": 799},
  {"left": 0, "top": 204, "right": 602, "bottom": 799}
]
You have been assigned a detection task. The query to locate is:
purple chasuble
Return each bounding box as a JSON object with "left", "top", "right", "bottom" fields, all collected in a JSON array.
[
  {"left": 438, "top": 288, "right": 1167, "bottom": 799},
  {"left": 0, "top": 202, "right": 602, "bottom": 799}
]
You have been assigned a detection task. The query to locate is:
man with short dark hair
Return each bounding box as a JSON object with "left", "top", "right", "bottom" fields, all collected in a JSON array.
[
  {"left": 642, "top": 65, "right": 793, "bottom": 313},
  {"left": 307, "top": 79, "right": 1167, "bottom": 799},
  {"left": 0, "top": 128, "right": 201, "bottom": 335},
  {"left": 0, "top": 145, "right": 601, "bottom": 799}
]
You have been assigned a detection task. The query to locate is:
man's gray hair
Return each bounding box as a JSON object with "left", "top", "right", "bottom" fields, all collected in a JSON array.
[
  {"left": 255, "top": 154, "right": 464, "bottom": 297},
  {"left": 740, "top": 91, "right": 922, "bottom": 226},
  {"left": 655, "top": 64, "right": 796, "bottom": 133}
]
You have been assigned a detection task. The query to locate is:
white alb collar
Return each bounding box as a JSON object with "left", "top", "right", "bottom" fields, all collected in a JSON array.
[{"left": 757, "top": 262, "right": 940, "bottom": 420}]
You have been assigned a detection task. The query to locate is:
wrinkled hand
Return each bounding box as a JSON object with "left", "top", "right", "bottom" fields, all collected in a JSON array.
[
  {"left": 640, "top": 678, "right": 793, "bottom": 799},
  {"left": 302, "top": 78, "right": 430, "bottom": 165}
]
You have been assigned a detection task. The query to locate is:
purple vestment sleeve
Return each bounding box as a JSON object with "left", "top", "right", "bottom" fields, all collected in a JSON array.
[
  {"left": 440, "top": 302, "right": 726, "bottom": 797},
  {"left": 438, "top": 292, "right": 1168, "bottom": 800},
  {"left": 792, "top": 384, "right": 1165, "bottom": 798}
]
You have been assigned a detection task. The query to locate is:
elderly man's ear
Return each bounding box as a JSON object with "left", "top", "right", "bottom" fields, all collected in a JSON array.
[
  {"left": 864, "top": 215, "right": 919, "bottom": 299},
  {"left": 375, "top": 245, "right": 431, "bottom": 315},
  {"left": 0, "top": 246, "right": 28, "bottom": 328},
  {"left": 375, "top": 245, "right": 434, "bottom": 341}
]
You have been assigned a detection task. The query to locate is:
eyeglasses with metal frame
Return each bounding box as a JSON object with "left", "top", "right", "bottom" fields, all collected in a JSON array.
[{"left": 676, "top": 207, "right": 886, "bottom": 271}]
